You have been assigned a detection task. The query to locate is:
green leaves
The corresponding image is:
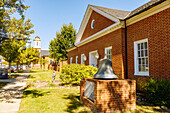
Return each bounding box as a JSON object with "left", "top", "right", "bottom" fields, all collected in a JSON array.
[
  {"left": 1, "top": 39, "right": 23, "bottom": 63},
  {"left": 0, "top": 0, "right": 30, "bottom": 51},
  {"left": 60, "top": 64, "right": 98, "bottom": 86},
  {"left": 49, "top": 23, "right": 76, "bottom": 61}
]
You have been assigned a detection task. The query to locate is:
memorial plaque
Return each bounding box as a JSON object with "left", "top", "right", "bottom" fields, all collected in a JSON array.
[{"left": 84, "top": 81, "right": 94, "bottom": 101}]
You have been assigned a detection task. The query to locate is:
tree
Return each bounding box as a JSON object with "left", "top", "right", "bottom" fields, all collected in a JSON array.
[
  {"left": 24, "top": 47, "right": 40, "bottom": 66},
  {"left": 0, "top": 17, "right": 34, "bottom": 72},
  {"left": 0, "top": 0, "right": 29, "bottom": 52},
  {"left": 1, "top": 39, "right": 24, "bottom": 74},
  {"left": 49, "top": 23, "right": 76, "bottom": 61}
]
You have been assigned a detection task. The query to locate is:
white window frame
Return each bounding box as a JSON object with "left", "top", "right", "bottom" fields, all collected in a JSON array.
[
  {"left": 89, "top": 50, "right": 98, "bottom": 67},
  {"left": 81, "top": 54, "right": 85, "bottom": 64},
  {"left": 105, "top": 46, "right": 112, "bottom": 61},
  {"left": 70, "top": 57, "right": 73, "bottom": 64},
  {"left": 91, "top": 19, "right": 95, "bottom": 29},
  {"left": 134, "top": 39, "right": 149, "bottom": 76},
  {"left": 76, "top": 56, "right": 78, "bottom": 64}
]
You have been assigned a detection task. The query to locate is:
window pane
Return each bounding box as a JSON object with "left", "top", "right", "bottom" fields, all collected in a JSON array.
[
  {"left": 141, "top": 43, "right": 144, "bottom": 49},
  {"left": 146, "top": 58, "right": 148, "bottom": 65},
  {"left": 139, "top": 65, "right": 142, "bottom": 72},
  {"left": 142, "top": 65, "right": 145, "bottom": 72},
  {"left": 138, "top": 44, "right": 140, "bottom": 50},
  {"left": 141, "top": 50, "right": 144, "bottom": 57},
  {"left": 142, "top": 58, "right": 145, "bottom": 64},
  {"left": 144, "top": 42, "right": 147, "bottom": 49},
  {"left": 146, "top": 65, "right": 149, "bottom": 72},
  {"left": 138, "top": 51, "right": 140, "bottom": 57},
  {"left": 145, "top": 50, "right": 148, "bottom": 56},
  {"left": 138, "top": 58, "right": 141, "bottom": 64}
]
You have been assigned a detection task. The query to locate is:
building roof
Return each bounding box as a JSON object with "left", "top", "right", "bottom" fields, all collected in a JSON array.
[
  {"left": 89, "top": 5, "right": 130, "bottom": 20},
  {"left": 41, "top": 50, "right": 49, "bottom": 57},
  {"left": 89, "top": 0, "right": 166, "bottom": 20},
  {"left": 126, "top": 0, "right": 166, "bottom": 19}
]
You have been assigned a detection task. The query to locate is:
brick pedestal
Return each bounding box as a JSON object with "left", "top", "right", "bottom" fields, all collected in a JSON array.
[{"left": 80, "top": 78, "right": 136, "bottom": 113}]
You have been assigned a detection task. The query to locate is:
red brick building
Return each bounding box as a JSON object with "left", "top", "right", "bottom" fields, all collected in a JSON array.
[{"left": 67, "top": 0, "right": 170, "bottom": 80}]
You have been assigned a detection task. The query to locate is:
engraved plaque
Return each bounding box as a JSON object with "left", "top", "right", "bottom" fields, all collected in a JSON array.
[{"left": 84, "top": 81, "right": 94, "bottom": 101}]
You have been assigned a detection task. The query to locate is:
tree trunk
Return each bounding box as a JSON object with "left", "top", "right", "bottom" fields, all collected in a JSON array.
[
  {"left": 9, "top": 61, "right": 11, "bottom": 75},
  {"left": 17, "top": 61, "right": 19, "bottom": 72}
]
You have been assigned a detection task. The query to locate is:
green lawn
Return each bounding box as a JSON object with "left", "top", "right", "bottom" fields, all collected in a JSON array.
[
  {"left": 19, "top": 88, "right": 92, "bottom": 113},
  {"left": 27, "top": 69, "right": 60, "bottom": 84},
  {"left": 19, "top": 69, "right": 169, "bottom": 113}
]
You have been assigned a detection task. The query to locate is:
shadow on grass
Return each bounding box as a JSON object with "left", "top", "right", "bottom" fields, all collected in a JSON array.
[
  {"left": 136, "top": 100, "right": 168, "bottom": 112},
  {"left": 0, "top": 82, "right": 9, "bottom": 89},
  {"left": 63, "top": 93, "right": 91, "bottom": 113},
  {"left": 9, "top": 74, "right": 20, "bottom": 78},
  {"left": 23, "top": 89, "right": 50, "bottom": 98}
]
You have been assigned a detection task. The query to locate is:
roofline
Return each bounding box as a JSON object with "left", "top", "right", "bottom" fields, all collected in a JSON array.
[{"left": 125, "top": 0, "right": 166, "bottom": 20}]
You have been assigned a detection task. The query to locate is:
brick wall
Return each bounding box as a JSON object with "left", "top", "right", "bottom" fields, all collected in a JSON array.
[
  {"left": 80, "top": 78, "right": 136, "bottom": 113},
  {"left": 127, "top": 8, "right": 170, "bottom": 80},
  {"left": 81, "top": 11, "right": 115, "bottom": 41},
  {"left": 68, "top": 29, "right": 126, "bottom": 79}
]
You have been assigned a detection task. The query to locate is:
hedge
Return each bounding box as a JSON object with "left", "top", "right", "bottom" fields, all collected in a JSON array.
[
  {"left": 144, "top": 78, "right": 170, "bottom": 108},
  {"left": 60, "top": 64, "right": 98, "bottom": 85}
]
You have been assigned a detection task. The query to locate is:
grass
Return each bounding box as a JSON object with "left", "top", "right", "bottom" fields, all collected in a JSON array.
[
  {"left": 19, "top": 88, "right": 92, "bottom": 113},
  {"left": 19, "top": 69, "right": 169, "bottom": 113},
  {"left": 0, "top": 82, "right": 9, "bottom": 89},
  {"left": 27, "top": 69, "right": 60, "bottom": 84}
]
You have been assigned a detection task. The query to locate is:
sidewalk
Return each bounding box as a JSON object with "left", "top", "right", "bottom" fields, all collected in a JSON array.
[{"left": 0, "top": 70, "right": 29, "bottom": 113}]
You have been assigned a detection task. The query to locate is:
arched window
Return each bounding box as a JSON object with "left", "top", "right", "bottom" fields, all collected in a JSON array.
[{"left": 91, "top": 19, "right": 95, "bottom": 29}]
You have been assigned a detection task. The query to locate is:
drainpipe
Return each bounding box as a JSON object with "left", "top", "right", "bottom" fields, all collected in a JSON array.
[{"left": 124, "top": 19, "right": 128, "bottom": 79}]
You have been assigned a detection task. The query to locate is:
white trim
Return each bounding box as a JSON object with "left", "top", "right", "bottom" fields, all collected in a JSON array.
[
  {"left": 75, "top": 5, "right": 120, "bottom": 45},
  {"left": 67, "top": 46, "right": 76, "bottom": 52},
  {"left": 91, "top": 19, "right": 95, "bottom": 29},
  {"left": 134, "top": 39, "right": 149, "bottom": 76},
  {"left": 70, "top": 57, "right": 73, "bottom": 64},
  {"left": 76, "top": 56, "right": 78, "bottom": 64},
  {"left": 90, "top": 6, "right": 120, "bottom": 22},
  {"left": 127, "top": 1, "right": 170, "bottom": 26},
  {"left": 105, "top": 46, "right": 112, "bottom": 60},
  {"left": 89, "top": 50, "right": 98, "bottom": 66},
  {"left": 81, "top": 54, "right": 85, "bottom": 64}
]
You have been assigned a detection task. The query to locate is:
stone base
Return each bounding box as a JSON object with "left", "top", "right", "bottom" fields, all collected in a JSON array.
[{"left": 80, "top": 78, "right": 136, "bottom": 113}]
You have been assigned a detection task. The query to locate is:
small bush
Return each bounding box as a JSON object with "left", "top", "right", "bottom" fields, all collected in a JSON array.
[
  {"left": 144, "top": 78, "right": 170, "bottom": 108},
  {"left": 60, "top": 64, "right": 98, "bottom": 85}
]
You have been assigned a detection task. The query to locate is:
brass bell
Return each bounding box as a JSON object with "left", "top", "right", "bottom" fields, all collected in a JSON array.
[{"left": 94, "top": 58, "right": 118, "bottom": 79}]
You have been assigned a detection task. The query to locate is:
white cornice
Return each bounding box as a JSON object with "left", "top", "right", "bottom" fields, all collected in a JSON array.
[
  {"left": 74, "top": 5, "right": 120, "bottom": 45},
  {"left": 126, "top": 1, "right": 170, "bottom": 26},
  {"left": 66, "top": 46, "right": 77, "bottom": 52}
]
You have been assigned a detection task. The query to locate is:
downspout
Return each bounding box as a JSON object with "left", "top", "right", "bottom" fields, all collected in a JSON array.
[{"left": 124, "top": 19, "right": 128, "bottom": 79}]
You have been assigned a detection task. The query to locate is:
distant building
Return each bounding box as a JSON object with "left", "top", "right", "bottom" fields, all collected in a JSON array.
[
  {"left": 33, "top": 36, "right": 41, "bottom": 52},
  {"left": 32, "top": 36, "right": 53, "bottom": 70}
]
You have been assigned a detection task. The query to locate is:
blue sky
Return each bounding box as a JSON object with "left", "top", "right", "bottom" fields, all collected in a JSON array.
[{"left": 24, "top": 0, "right": 150, "bottom": 50}]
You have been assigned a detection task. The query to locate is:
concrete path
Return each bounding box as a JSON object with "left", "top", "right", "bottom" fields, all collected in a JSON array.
[{"left": 0, "top": 70, "right": 29, "bottom": 113}]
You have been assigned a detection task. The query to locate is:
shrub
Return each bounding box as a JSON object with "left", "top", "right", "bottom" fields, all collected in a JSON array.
[
  {"left": 144, "top": 78, "right": 170, "bottom": 108},
  {"left": 60, "top": 64, "right": 98, "bottom": 85}
]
